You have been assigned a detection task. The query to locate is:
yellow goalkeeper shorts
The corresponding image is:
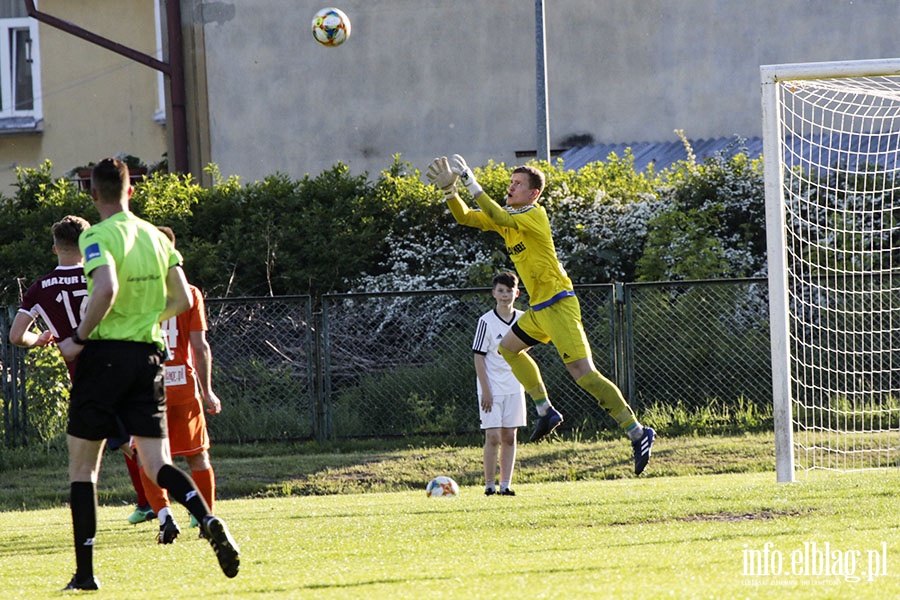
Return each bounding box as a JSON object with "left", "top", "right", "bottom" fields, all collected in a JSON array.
[{"left": 512, "top": 294, "right": 591, "bottom": 364}]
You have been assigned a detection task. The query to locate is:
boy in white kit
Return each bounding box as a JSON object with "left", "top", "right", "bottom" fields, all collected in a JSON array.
[{"left": 473, "top": 272, "right": 527, "bottom": 496}]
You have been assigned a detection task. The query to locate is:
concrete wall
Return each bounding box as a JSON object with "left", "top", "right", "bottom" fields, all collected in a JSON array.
[
  {"left": 0, "top": 1, "right": 166, "bottom": 193},
  {"left": 194, "top": 0, "right": 900, "bottom": 184}
]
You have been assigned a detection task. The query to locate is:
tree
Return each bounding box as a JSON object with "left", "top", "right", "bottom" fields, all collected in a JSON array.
[
  {"left": 636, "top": 144, "right": 766, "bottom": 281},
  {"left": 0, "top": 162, "right": 95, "bottom": 304}
]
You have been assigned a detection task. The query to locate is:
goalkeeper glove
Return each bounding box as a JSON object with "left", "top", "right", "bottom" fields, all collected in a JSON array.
[
  {"left": 426, "top": 156, "right": 458, "bottom": 197},
  {"left": 450, "top": 154, "right": 483, "bottom": 197}
]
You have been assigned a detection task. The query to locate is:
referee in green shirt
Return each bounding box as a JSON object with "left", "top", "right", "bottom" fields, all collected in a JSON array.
[{"left": 57, "top": 158, "right": 239, "bottom": 590}]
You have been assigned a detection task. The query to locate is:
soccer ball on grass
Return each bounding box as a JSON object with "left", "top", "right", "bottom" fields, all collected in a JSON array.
[
  {"left": 311, "top": 8, "right": 351, "bottom": 47},
  {"left": 426, "top": 476, "right": 459, "bottom": 498}
]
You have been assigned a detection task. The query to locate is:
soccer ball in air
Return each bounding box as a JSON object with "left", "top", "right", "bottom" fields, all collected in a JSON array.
[
  {"left": 426, "top": 476, "right": 459, "bottom": 498},
  {"left": 312, "top": 8, "right": 351, "bottom": 47}
]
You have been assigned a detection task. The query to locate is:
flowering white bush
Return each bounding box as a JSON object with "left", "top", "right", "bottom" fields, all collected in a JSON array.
[
  {"left": 550, "top": 190, "right": 665, "bottom": 282},
  {"left": 357, "top": 142, "right": 767, "bottom": 292}
]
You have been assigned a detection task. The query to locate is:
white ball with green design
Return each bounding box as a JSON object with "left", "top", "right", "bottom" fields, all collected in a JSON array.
[
  {"left": 425, "top": 476, "right": 459, "bottom": 498},
  {"left": 312, "top": 8, "right": 351, "bottom": 47}
]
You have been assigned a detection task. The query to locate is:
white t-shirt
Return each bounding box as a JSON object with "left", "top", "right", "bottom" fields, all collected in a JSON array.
[{"left": 472, "top": 308, "right": 525, "bottom": 396}]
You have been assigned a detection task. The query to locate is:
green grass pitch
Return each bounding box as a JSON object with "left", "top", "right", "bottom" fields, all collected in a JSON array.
[{"left": 3, "top": 470, "right": 900, "bottom": 598}]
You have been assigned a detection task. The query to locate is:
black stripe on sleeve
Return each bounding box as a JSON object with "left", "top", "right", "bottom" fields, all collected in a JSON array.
[{"left": 472, "top": 318, "right": 488, "bottom": 353}]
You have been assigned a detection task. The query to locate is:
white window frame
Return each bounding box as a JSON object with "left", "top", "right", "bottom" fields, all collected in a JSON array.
[{"left": 0, "top": 16, "right": 42, "bottom": 126}]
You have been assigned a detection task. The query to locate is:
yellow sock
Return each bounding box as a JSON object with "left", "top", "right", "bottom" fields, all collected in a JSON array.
[
  {"left": 499, "top": 345, "right": 549, "bottom": 411},
  {"left": 575, "top": 370, "right": 637, "bottom": 431}
]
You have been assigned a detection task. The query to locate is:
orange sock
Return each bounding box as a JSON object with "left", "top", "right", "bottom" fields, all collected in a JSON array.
[
  {"left": 138, "top": 465, "right": 170, "bottom": 515},
  {"left": 124, "top": 452, "right": 148, "bottom": 507},
  {"left": 191, "top": 468, "right": 216, "bottom": 513}
]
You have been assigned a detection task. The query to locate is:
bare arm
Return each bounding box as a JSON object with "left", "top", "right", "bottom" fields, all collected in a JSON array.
[
  {"left": 159, "top": 265, "right": 192, "bottom": 323},
  {"left": 474, "top": 353, "right": 493, "bottom": 412},
  {"left": 190, "top": 329, "right": 221, "bottom": 414},
  {"left": 8, "top": 312, "right": 53, "bottom": 348}
]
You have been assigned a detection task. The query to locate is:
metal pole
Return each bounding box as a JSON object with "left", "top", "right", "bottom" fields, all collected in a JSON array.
[
  {"left": 760, "top": 66, "right": 795, "bottom": 483},
  {"left": 164, "top": 0, "right": 189, "bottom": 174},
  {"left": 535, "top": 0, "right": 550, "bottom": 162},
  {"left": 24, "top": 0, "right": 189, "bottom": 174}
]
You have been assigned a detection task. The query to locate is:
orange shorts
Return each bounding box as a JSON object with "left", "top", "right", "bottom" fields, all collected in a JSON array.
[{"left": 166, "top": 398, "right": 209, "bottom": 457}]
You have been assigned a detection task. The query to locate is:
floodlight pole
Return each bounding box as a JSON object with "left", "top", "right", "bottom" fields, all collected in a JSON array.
[
  {"left": 535, "top": 0, "right": 550, "bottom": 162},
  {"left": 23, "top": 0, "right": 189, "bottom": 175}
]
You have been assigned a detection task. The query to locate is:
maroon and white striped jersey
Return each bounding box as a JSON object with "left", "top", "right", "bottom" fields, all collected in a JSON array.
[{"left": 17, "top": 264, "right": 87, "bottom": 379}]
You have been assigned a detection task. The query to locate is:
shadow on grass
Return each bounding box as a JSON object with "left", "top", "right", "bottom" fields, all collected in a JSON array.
[{"left": 0, "top": 432, "right": 775, "bottom": 511}]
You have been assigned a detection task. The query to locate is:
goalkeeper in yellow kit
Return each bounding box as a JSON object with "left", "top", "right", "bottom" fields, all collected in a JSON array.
[{"left": 427, "top": 155, "right": 654, "bottom": 475}]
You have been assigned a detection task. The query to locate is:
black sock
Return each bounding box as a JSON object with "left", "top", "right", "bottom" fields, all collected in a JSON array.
[
  {"left": 70, "top": 481, "right": 96, "bottom": 581},
  {"left": 156, "top": 463, "right": 210, "bottom": 522}
]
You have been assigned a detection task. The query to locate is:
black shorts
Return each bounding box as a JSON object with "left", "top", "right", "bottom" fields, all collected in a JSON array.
[{"left": 67, "top": 340, "right": 169, "bottom": 441}]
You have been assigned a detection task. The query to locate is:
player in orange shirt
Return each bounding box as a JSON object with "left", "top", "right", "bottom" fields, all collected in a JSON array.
[{"left": 139, "top": 227, "right": 222, "bottom": 544}]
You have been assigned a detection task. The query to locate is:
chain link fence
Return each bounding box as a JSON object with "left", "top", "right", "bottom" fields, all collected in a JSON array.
[
  {"left": 320, "top": 279, "right": 772, "bottom": 439},
  {"left": 205, "top": 296, "right": 316, "bottom": 442},
  {"left": 1, "top": 279, "right": 771, "bottom": 445},
  {"left": 624, "top": 279, "right": 772, "bottom": 409},
  {"left": 322, "top": 288, "right": 518, "bottom": 438}
]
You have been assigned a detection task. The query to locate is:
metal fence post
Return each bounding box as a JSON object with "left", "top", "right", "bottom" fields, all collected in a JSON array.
[
  {"left": 612, "top": 282, "right": 634, "bottom": 403},
  {"left": 307, "top": 306, "right": 326, "bottom": 442},
  {"left": 610, "top": 283, "right": 625, "bottom": 396},
  {"left": 1, "top": 307, "right": 28, "bottom": 446},
  {"left": 622, "top": 283, "right": 636, "bottom": 407},
  {"left": 315, "top": 305, "right": 331, "bottom": 442}
]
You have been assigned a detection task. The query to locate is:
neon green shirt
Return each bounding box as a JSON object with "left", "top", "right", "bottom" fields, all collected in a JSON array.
[
  {"left": 447, "top": 192, "right": 574, "bottom": 308},
  {"left": 79, "top": 211, "right": 182, "bottom": 347}
]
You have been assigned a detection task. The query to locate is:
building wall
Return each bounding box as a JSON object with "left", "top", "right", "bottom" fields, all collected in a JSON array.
[
  {"left": 8, "top": 1, "right": 900, "bottom": 192},
  {"left": 0, "top": 0, "right": 166, "bottom": 193},
  {"left": 194, "top": 0, "right": 900, "bottom": 184}
]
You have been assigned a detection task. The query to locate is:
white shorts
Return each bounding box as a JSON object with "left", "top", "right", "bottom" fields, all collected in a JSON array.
[{"left": 479, "top": 391, "right": 527, "bottom": 430}]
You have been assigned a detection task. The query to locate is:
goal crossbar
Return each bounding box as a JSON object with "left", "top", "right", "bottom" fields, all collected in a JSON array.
[{"left": 761, "top": 58, "right": 900, "bottom": 84}]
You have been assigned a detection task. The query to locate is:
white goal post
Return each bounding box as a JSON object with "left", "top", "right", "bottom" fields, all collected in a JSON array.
[{"left": 761, "top": 58, "right": 900, "bottom": 482}]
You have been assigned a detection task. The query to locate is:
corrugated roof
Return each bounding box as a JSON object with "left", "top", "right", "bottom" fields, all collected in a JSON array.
[
  {"left": 558, "top": 137, "right": 763, "bottom": 172},
  {"left": 559, "top": 133, "right": 900, "bottom": 175},
  {"left": 781, "top": 132, "right": 900, "bottom": 175}
]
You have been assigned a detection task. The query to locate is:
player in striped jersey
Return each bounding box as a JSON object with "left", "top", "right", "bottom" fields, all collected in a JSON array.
[
  {"left": 10, "top": 216, "right": 91, "bottom": 380},
  {"left": 9, "top": 216, "right": 155, "bottom": 521},
  {"left": 427, "top": 155, "right": 655, "bottom": 475},
  {"left": 473, "top": 271, "right": 526, "bottom": 496}
]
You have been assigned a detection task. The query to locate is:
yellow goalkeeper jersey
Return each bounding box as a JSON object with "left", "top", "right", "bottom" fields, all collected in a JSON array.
[{"left": 447, "top": 192, "right": 574, "bottom": 309}]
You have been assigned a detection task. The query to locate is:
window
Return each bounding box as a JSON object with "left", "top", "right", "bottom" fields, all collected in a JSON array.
[
  {"left": 153, "top": 0, "right": 165, "bottom": 124},
  {"left": 0, "top": 1, "right": 41, "bottom": 131}
]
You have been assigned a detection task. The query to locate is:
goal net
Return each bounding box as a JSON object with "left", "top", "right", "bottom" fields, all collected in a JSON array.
[{"left": 761, "top": 59, "right": 900, "bottom": 482}]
